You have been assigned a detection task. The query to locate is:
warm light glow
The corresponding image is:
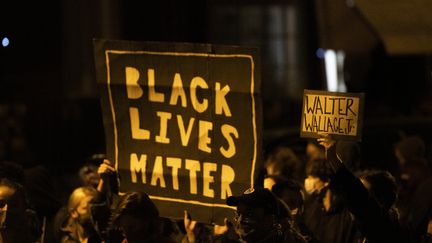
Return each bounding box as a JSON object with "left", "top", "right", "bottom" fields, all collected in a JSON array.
[
  {"left": 324, "top": 50, "right": 338, "bottom": 91},
  {"left": 1, "top": 37, "right": 9, "bottom": 47},
  {"left": 324, "top": 49, "right": 347, "bottom": 92},
  {"left": 336, "top": 51, "right": 347, "bottom": 92}
]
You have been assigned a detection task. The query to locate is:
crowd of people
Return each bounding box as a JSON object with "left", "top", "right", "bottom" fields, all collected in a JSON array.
[{"left": 0, "top": 133, "right": 431, "bottom": 243}]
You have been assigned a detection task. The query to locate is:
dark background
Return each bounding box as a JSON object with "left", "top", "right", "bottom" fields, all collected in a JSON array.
[{"left": 1, "top": 0, "right": 432, "bottom": 176}]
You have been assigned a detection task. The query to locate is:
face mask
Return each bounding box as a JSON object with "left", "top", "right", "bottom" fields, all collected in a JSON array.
[
  {"left": 304, "top": 177, "right": 317, "bottom": 194},
  {"left": 305, "top": 177, "right": 329, "bottom": 195}
]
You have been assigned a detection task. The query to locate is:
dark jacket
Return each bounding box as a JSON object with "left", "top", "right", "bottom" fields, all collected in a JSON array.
[
  {"left": 406, "top": 177, "right": 432, "bottom": 243},
  {"left": 59, "top": 218, "right": 101, "bottom": 243},
  {"left": 303, "top": 189, "right": 359, "bottom": 243},
  {"left": 330, "top": 165, "right": 407, "bottom": 243}
]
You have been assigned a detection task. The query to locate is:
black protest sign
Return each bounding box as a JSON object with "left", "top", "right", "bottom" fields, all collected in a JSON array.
[
  {"left": 93, "top": 39, "right": 262, "bottom": 224},
  {"left": 300, "top": 90, "right": 364, "bottom": 141}
]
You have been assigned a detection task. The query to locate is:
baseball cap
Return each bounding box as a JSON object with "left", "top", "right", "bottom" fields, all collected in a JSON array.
[{"left": 226, "top": 187, "right": 290, "bottom": 219}]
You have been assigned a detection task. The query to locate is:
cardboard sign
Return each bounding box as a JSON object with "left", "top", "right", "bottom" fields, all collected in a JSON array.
[
  {"left": 93, "top": 39, "right": 262, "bottom": 224},
  {"left": 300, "top": 90, "right": 364, "bottom": 141}
]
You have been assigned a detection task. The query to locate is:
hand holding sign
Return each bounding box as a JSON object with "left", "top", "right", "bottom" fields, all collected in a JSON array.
[
  {"left": 184, "top": 210, "right": 197, "bottom": 243},
  {"left": 97, "top": 159, "right": 116, "bottom": 175},
  {"left": 317, "top": 134, "right": 343, "bottom": 173},
  {"left": 317, "top": 133, "right": 336, "bottom": 150},
  {"left": 97, "top": 159, "right": 116, "bottom": 192}
]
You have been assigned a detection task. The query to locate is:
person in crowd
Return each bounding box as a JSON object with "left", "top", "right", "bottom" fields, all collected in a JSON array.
[
  {"left": 357, "top": 170, "right": 399, "bottom": 221},
  {"left": 24, "top": 164, "right": 62, "bottom": 243},
  {"left": 78, "top": 164, "right": 100, "bottom": 189},
  {"left": 394, "top": 135, "right": 430, "bottom": 182},
  {"left": 318, "top": 134, "right": 409, "bottom": 242},
  {"left": 305, "top": 140, "right": 326, "bottom": 162},
  {"left": 303, "top": 158, "right": 331, "bottom": 196},
  {"left": 110, "top": 191, "right": 176, "bottom": 243},
  {"left": 303, "top": 159, "right": 358, "bottom": 243},
  {"left": 78, "top": 154, "right": 109, "bottom": 190},
  {"left": 263, "top": 174, "right": 280, "bottom": 192},
  {"left": 394, "top": 136, "right": 431, "bottom": 225},
  {"left": 182, "top": 209, "right": 239, "bottom": 243},
  {"left": 405, "top": 173, "right": 432, "bottom": 242},
  {"left": 97, "top": 159, "right": 181, "bottom": 242},
  {"left": 394, "top": 135, "right": 426, "bottom": 167},
  {"left": 160, "top": 216, "right": 184, "bottom": 242},
  {"left": 0, "top": 178, "right": 41, "bottom": 243},
  {"left": 268, "top": 176, "right": 317, "bottom": 242},
  {"left": 182, "top": 211, "right": 214, "bottom": 243},
  {"left": 264, "top": 146, "right": 304, "bottom": 183},
  {"left": 264, "top": 175, "right": 303, "bottom": 217},
  {"left": 57, "top": 186, "right": 101, "bottom": 243},
  {"left": 226, "top": 187, "right": 306, "bottom": 243},
  {"left": 0, "top": 160, "right": 60, "bottom": 242}
]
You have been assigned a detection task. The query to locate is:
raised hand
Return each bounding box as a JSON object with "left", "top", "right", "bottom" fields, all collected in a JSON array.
[
  {"left": 213, "top": 218, "right": 229, "bottom": 235},
  {"left": 184, "top": 210, "right": 197, "bottom": 243},
  {"left": 97, "top": 159, "right": 116, "bottom": 192},
  {"left": 317, "top": 133, "right": 336, "bottom": 150},
  {"left": 317, "top": 133, "right": 342, "bottom": 172},
  {"left": 97, "top": 159, "right": 116, "bottom": 175}
]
